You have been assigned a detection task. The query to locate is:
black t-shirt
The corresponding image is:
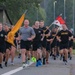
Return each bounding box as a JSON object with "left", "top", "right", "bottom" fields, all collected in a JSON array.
[
  {"left": 6, "top": 30, "right": 10, "bottom": 35},
  {"left": 15, "top": 32, "right": 18, "bottom": 38},
  {"left": 0, "top": 30, "right": 6, "bottom": 45},
  {"left": 50, "top": 32, "right": 57, "bottom": 43},
  {"left": 46, "top": 35, "right": 52, "bottom": 44},
  {"left": 57, "top": 30, "right": 72, "bottom": 44},
  {"left": 33, "top": 28, "right": 42, "bottom": 42},
  {"left": 70, "top": 34, "right": 73, "bottom": 42},
  {"left": 5, "top": 30, "right": 10, "bottom": 43},
  {"left": 41, "top": 27, "right": 50, "bottom": 40}
]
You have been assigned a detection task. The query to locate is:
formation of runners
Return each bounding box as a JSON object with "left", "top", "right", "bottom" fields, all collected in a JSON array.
[{"left": 0, "top": 19, "right": 74, "bottom": 69}]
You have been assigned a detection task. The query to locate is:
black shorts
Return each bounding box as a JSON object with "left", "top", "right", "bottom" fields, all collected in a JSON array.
[
  {"left": 46, "top": 42, "right": 50, "bottom": 52},
  {"left": 5, "top": 42, "right": 11, "bottom": 50},
  {"left": 68, "top": 41, "right": 73, "bottom": 48},
  {"left": 33, "top": 41, "right": 41, "bottom": 51},
  {"left": 56, "top": 41, "right": 60, "bottom": 47},
  {"left": 0, "top": 44, "right": 6, "bottom": 53},
  {"left": 41, "top": 40, "right": 47, "bottom": 48},
  {"left": 14, "top": 40, "right": 17, "bottom": 47},
  {"left": 60, "top": 43, "right": 68, "bottom": 50},
  {"left": 51, "top": 42, "right": 57, "bottom": 49},
  {"left": 20, "top": 40, "right": 31, "bottom": 50}
]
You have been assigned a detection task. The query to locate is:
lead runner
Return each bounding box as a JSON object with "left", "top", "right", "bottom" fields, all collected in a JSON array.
[{"left": 18, "top": 19, "right": 35, "bottom": 68}]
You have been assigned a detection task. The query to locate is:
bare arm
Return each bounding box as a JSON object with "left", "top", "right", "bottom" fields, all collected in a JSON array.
[{"left": 57, "top": 36, "right": 61, "bottom": 42}]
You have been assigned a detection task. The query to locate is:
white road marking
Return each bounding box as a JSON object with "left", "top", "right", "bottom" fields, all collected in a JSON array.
[{"left": 1, "top": 62, "right": 34, "bottom": 75}]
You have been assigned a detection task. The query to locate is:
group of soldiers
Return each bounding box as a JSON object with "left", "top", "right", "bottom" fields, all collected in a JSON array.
[{"left": 0, "top": 19, "right": 74, "bottom": 69}]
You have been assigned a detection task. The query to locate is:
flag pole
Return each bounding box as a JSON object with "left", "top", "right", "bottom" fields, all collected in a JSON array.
[
  {"left": 50, "top": 27, "right": 60, "bottom": 44},
  {"left": 50, "top": 14, "right": 64, "bottom": 44},
  {"left": 7, "top": 10, "right": 27, "bottom": 46},
  {"left": 42, "top": 14, "right": 63, "bottom": 41},
  {"left": 24, "top": 10, "right": 28, "bottom": 14},
  {"left": 45, "top": 14, "right": 63, "bottom": 31}
]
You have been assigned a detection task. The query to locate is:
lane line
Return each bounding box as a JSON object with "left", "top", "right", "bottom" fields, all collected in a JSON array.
[{"left": 1, "top": 62, "right": 34, "bottom": 75}]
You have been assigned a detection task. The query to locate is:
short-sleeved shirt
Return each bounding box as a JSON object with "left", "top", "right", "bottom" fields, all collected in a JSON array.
[
  {"left": 0, "top": 30, "right": 6, "bottom": 45},
  {"left": 33, "top": 28, "right": 42, "bottom": 42},
  {"left": 50, "top": 32, "right": 57, "bottom": 44},
  {"left": 19, "top": 26, "right": 35, "bottom": 41},
  {"left": 41, "top": 27, "right": 50, "bottom": 40},
  {"left": 15, "top": 32, "right": 18, "bottom": 38},
  {"left": 46, "top": 35, "right": 52, "bottom": 44},
  {"left": 57, "top": 30, "right": 72, "bottom": 44}
]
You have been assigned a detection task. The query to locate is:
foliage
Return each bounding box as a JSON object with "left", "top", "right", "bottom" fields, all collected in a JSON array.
[
  {"left": 0, "top": 0, "right": 45, "bottom": 25},
  {"left": 0, "top": 0, "right": 75, "bottom": 30},
  {"left": 46, "top": 0, "right": 74, "bottom": 30},
  {"left": 39, "top": 7, "right": 46, "bottom": 21}
]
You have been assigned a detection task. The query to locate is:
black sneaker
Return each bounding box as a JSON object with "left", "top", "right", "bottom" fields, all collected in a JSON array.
[
  {"left": 5, "top": 62, "right": 7, "bottom": 67},
  {"left": 0, "top": 64, "right": 3, "bottom": 69},
  {"left": 50, "top": 53, "right": 52, "bottom": 56},
  {"left": 68, "top": 52, "right": 70, "bottom": 58},
  {"left": 18, "top": 54, "right": 21, "bottom": 58},
  {"left": 63, "top": 56, "right": 65, "bottom": 62},
  {"left": 43, "top": 58, "right": 46, "bottom": 65},
  {"left": 69, "top": 56, "right": 72, "bottom": 60},
  {"left": 54, "top": 55, "right": 56, "bottom": 60},
  {"left": 64, "top": 60, "right": 67, "bottom": 65}
]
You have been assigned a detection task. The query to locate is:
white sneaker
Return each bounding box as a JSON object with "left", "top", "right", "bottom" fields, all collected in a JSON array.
[
  {"left": 10, "top": 62, "right": 14, "bottom": 65},
  {"left": 25, "top": 64, "right": 28, "bottom": 67},
  {"left": 22, "top": 64, "right": 28, "bottom": 68},
  {"left": 64, "top": 60, "right": 68, "bottom": 65}
]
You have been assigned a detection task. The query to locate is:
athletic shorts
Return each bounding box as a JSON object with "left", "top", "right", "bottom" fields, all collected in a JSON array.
[
  {"left": 51, "top": 42, "right": 57, "bottom": 49},
  {"left": 20, "top": 40, "right": 31, "bottom": 50},
  {"left": 59, "top": 42, "right": 68, "bottom": 50},
  {"left": 41, "top": 40, "right": 47, "bottom": 48},
  {"left": 33, "top": 41, "right": 41, "bottom": 51},
  {"left": 0, "top": 44, "right": 6, "bottom": 53},
  {"left": 5, "top": 42, "right": 11, "bottom": 50},
  {"left": 68, "top": 41, "right": 73, "bottom": 48},
  {"left": 56, "top": 41, "right": 60, "bottom": 47},
  {"left": 46, "top": 42, "right": 50, "bottom": 52}
]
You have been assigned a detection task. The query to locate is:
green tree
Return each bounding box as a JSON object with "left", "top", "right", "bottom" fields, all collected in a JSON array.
[
  {"left": 0, "top": 0, "right": 45, "bottom": 25},
  {"left": 45, "top": 0, "right": 74, "bottom": 30}
]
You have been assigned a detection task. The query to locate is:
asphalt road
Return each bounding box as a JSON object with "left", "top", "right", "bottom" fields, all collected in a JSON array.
[{"left": 0, "top": 55, "right": 75, "bottom": 75}]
